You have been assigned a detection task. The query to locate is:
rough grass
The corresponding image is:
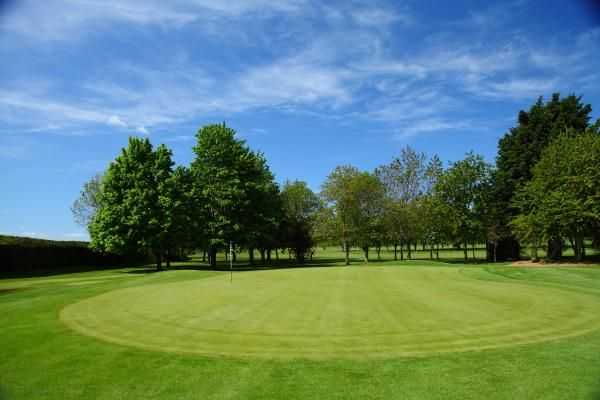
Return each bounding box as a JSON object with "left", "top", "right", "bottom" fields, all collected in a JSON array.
[{"left": 2, "top": 259, "right": 600, "bottom": 399}]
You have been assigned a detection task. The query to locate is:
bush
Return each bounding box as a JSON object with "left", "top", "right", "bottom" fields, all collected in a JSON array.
[{"left": 0, "top": 235, "right": 147, "bottom": 276}]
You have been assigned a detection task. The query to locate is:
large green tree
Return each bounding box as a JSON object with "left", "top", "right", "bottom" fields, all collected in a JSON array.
[
  {"left": 512, "top": 131, "right": 600, "bottom": 261},
  {"left": 493, "top": 93, "right": 597, "bottom": 260},
  {"left": 190, "top": 123, "right": 280, "bottom": 267},
  {"left": 89, "top": 137, "right": 175, "bottom": 269}
]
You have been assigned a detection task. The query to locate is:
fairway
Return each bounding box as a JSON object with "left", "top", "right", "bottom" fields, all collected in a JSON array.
[{"left": 61, "top": 266, "right": 600, "bottom": 359}]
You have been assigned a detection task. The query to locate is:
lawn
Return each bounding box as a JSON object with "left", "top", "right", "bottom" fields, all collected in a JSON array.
[{"left": 2, "top": 258, "right": 600, "bottom": 399}]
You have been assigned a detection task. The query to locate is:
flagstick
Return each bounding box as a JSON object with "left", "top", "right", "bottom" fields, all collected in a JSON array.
[{"left": 230, "top": 241, "right": 233, "bottom": 283}]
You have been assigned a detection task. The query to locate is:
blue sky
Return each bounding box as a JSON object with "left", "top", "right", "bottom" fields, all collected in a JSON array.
[{"left": 1, "top": 0, "right": 599, "bottom": 240}]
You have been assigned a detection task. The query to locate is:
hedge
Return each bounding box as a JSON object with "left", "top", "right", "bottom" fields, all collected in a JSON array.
[{"left": 0, "top": 235, "right": 147, "bottom": 275}]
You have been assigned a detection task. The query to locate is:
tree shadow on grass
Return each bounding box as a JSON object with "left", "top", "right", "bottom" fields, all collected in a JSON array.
[{"left": 122, "top": 255, "right": 487, "bottom": 274}]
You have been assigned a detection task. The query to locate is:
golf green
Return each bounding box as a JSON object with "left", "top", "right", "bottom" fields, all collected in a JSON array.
[{"left": 60, "top": 267, "right": 600, "bottom": 359}]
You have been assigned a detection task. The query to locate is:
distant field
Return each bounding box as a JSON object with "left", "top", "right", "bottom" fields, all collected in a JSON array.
[{"left": 2, "top": 257, "right": 600, "bottom": 399}]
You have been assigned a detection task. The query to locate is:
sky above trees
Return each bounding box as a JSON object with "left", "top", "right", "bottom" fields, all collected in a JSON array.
[{"left": 1, "top": 0, "right": 600, "bottom": 240}]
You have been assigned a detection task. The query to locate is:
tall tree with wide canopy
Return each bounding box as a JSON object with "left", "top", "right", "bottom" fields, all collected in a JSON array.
[
  {"left": 190, "top": 123, "right": 280, "bottom": 268},
  {"left": 512, "top": 131, "right": 600, "bottom": 261},
  {"left": 89, "top": 137, "right": 175, "bottom": 269},
  {"left": 493, "top": 93, "right": 596, "bottom": 260}
]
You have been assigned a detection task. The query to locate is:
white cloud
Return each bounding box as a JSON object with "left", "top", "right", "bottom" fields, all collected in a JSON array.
[
  {"left": 135, "top": 126, "right": 150, "bottom": 135},
  {"left": 350, "top": 8, "right": 412, "bottom": 27},
  {"left": 467, "top": 77, "right": 558, "bottom": 99},
  {"left": 394, "top": 118, "right": 471, "bottom": 140},
  {"left": 107, "top": 115, "right": 127, "bottom": 128}
]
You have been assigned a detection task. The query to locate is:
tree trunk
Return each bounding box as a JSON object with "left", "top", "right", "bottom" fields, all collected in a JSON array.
[
  {"left": 376, "top": 246, "right": 381, "bottom": 261},
  {"left": 472, "top": 242, "right": 476, "bottom": 260},
  {"left": 232, "top": 250, "right": 237, "bottom": 262},
  {"left": 155, "top": 250, "right": 163, "bottom": 271},
  {"left": 400, "top": 242, "right": 404, "bottom": 260},
  {"left": 547, "top": 237, "right": 563, "bottom": 261},
  {"left": 344, "top": 241, "right": 350, "bottom": 265},
  {"left": 260, "top": 249, "right": 265, "bottom": 264},
  {"left": 248, "top": 248, "right": 254, "bottom": 265},
  {"left": 363, "top": 246, "right": 369, "bottom": 263},
  {"left": 209, "top": 247, "right": 217, "bottom": 269},
  {"left": 429, "top": 245, "right": 433, "bottom": 260},
  {"left": 202, "top": 249, "right": 206, "bottom": 263},
  {"left": 267, "top": 248, "right": 272, "bottom": 263},
  {"left": 463, "top": 240, "right": 468, "bottom": 263},
  {"left": 493, "top": 242, "right": 497, "bottom": 263},
  {"left": 575, "top": 234, "right": 585, "bottom": 261},
  {"left": 436, "top": 243, "right": 440, "bottom": 260},
  {"left": 407, "top": 241, "right": 412, "bottom": 260},
  {"left": 275, "top": 248, "right": 279, "bottom": 261},
  {"left": 394, "top": 244, "right": 398, "bottom": 261},
  {"left": 166, "top": 248, "right": 171, "bottom": 269}
]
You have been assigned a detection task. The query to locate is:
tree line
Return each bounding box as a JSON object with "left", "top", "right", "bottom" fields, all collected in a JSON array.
[{"left": 74, "top": 94, "right": 600, "bottom": 268}]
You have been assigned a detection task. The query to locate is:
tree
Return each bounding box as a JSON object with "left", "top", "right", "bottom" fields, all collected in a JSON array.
[
  {"left": 321, "top": 166, "right": 361, "bottom": 265},
  {"left": 321, "top": 167, "right": 385, "bottom": 264},
  {"left": 375, "top": 146, "right": 427, "bottom": 203},
  {"left": 71, "top": 174, "right": 103, "bottom": 230},
  {"left": 190, "top": 123, "right": 280, "bottom": 268},
  {"left": 375, "top": 146, "right": 429, "bottom": 258},
  {"left": 161, "top": 166, "right": 196, "bottom": 266},
  {"left": 280, "top": 180, "right": 320, "bottom": 263},
  {"left": 434, "top": 152, "right": 491, "bottom": 262},
  {"left": 493, "top": 93, "right": 596, "bottom": 260},
  {"left": 89, "top": 137, "right": 175, "bottom": 270},
  {"left": 512, "top": 131, "right": 600, "bottom": 261},
  {"left": 346, "top": 171, "right": 385, "bottom": 262}
]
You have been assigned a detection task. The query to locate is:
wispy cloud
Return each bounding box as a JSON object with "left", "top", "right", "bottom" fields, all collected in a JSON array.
[
  {"left": 1, "top": 1, "right": 598, "bottom": 142},
  {"left": 0, "top": 0, "right": 308, "bottom": 41}
]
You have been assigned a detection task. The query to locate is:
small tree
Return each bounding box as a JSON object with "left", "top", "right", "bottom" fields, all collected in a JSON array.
[
  {"left": 280, "top": 180, "right": 320, "bottom": 263},
  {"left": 71, "top": 174, "right": 103, "bottom": 230},
  {"left": 434, "top": 152, "right": 491, "bottom": 262},
  {"left": 321, "top": 166, "right": 361, "bottom": 265}
]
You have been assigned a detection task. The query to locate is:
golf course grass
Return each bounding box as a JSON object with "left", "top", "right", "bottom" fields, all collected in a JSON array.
[
  {"left": 2, "top": 260, "right": 600, "bottom": 399},
  {"left": 61, "top": 267, "right": 600, "bottom": 359}
]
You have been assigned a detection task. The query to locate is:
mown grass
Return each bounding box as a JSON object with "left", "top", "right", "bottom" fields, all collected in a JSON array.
[{"left": 2, "top": 256, "right": 600, "bottom": 399}]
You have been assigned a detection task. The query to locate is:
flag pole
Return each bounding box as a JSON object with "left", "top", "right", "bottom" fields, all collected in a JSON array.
[{"left": 229, "top": 241, "right": 233, "bottom": 283}]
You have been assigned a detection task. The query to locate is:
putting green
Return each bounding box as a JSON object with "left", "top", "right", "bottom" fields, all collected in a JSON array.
[{"left": 60, "top": 267, "right": 600, "bottom": 359}]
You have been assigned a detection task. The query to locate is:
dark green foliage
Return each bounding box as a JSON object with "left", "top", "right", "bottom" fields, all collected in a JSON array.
[
  {"left": 190, "top": 123, "right": 281, "bottom": 267},
  {"left": 280, "top": 180, "right": 320, "bottom": 263},
  {"left": 512, "top": 132, "right": 600, "bottom": 261},
  {"left": 492, "top": 93, "right": 595, "bottom": 260},
  {"left": 0, "top": 235, "right": 144, "bottom": 275},
  {"left": 433, "top": 152, "right": 491, "bottom": 262}
]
